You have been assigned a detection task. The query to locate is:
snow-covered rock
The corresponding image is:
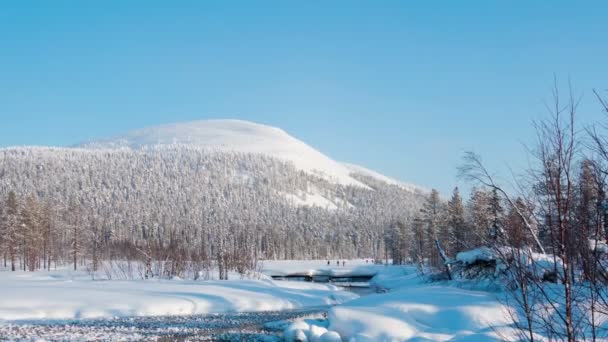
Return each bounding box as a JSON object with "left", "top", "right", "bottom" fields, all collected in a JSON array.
[{"left": 456, "top": 247, "right": 497, "bottom": 265}]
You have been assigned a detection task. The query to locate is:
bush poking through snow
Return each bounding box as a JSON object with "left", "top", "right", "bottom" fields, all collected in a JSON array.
[
  {"left": 451, "top": 247, "right": 504, "bottom": 281},
  {"left": 449, "top": 246, "right": 569, "bottom": 284}
]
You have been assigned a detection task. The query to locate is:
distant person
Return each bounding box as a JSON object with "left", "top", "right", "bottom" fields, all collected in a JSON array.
[
  {"left": 336, "top": 260, "right": 340, "bottom": 266},
  {"left": 366, "top": 259, "right": 369, "bottom": 264},
  {"left": 327, "top": 260, "right": 330, "bottom": 266},
  {"left": 342, "top": 261, "right": 345, "bottom": 267}
]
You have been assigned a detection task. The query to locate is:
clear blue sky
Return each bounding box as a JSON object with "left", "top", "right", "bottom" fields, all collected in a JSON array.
[{"left": 0, "top": 1, "right": 606, "bottom": 195}]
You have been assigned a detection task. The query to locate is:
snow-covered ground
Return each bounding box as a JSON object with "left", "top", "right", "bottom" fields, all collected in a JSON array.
[
  {"left": 0, "top": 268, "right": 356, "bottom": 322},
  {"left": 279, "top": 263, "right": 517, "bottom": 342},
  {"left": 327, "top": 285, "right": 512, "bottom": 341},
  {"left": 0, "top": 260, "right": 381, "bottom": 323},
  {"left": 0, "top": 261, "right": 521, "bottom": 341}
]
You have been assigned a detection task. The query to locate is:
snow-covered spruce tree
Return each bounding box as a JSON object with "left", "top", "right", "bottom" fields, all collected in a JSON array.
[
  {"left": 487, "top": 188, "right": 505, "bottom": 242},
  {"left": 447, "top": 187, "right": 467, "bottom": 254}
]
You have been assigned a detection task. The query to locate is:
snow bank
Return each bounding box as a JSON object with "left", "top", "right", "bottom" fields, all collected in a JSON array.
[
  {"left": 368, "top": 265, "right": 419, "bottom": 290},
  {"left": 0, "top": 269, "right": 357, "bottom": 321},
  {"left": 327, "top": 285, "right": 512, "bottom": 341}
]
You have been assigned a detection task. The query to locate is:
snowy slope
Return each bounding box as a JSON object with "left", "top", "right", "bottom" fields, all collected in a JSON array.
[
  {"left": 342, "top": 163, "right": 427, "bottom": 193},
  {"left": 81, "top": 119, "right": 369, "bottom": 188}
]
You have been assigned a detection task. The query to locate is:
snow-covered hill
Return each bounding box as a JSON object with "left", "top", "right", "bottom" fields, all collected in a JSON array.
[
  {"left": 0, "top": 119, "right": 426, "bottom": 261},
  {"left": 82, "top": 119, "right": 370, "bottom": 188}
]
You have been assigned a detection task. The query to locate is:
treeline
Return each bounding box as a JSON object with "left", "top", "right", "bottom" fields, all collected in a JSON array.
[
  {"left": 0, "top": 148, "right": 424, "bottom": 278},
  {"left": 386, "top": 186, "right": 519, "bottom": 267}
]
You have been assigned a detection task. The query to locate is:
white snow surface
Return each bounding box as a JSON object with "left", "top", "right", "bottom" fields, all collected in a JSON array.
[
  {"left": 277, "top": 261, "right": 518, "bottom": 342},
  {"left": 327, "top": 285, "right": 512, "bottom": 342},
  {"left": 1, "top": 260, "right": 521, "bottom": 342},
  {"left": 81, "top": 119, "right": 370, "bottom": 188},
  {"left": 0, "top": 268, "right": 356, "bottom": 321}
]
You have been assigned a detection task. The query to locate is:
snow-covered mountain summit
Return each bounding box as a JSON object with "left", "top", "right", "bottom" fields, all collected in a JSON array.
[{"left": 81, "top": 119, "right": 405, "bottom": 189}]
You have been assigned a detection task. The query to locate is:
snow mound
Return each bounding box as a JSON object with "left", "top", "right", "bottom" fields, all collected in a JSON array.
[
  {"left": 81, "top": 119, "right": 368, "bottom": 188},
  {"left": 328, "top": 286, "right": 512, "bottom": 341}
]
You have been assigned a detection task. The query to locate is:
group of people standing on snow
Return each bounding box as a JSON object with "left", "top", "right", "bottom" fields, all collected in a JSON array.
[
  {"left": 328, "top": 260, "right": 346, "bottom": 266},
  {"left": 326, "top": 259, "right": 372, "bottom": 266}
]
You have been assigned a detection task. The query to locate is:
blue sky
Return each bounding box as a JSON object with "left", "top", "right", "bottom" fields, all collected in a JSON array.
[{"left": 0, "top": 1, "right": 606, "bottom": 195}]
